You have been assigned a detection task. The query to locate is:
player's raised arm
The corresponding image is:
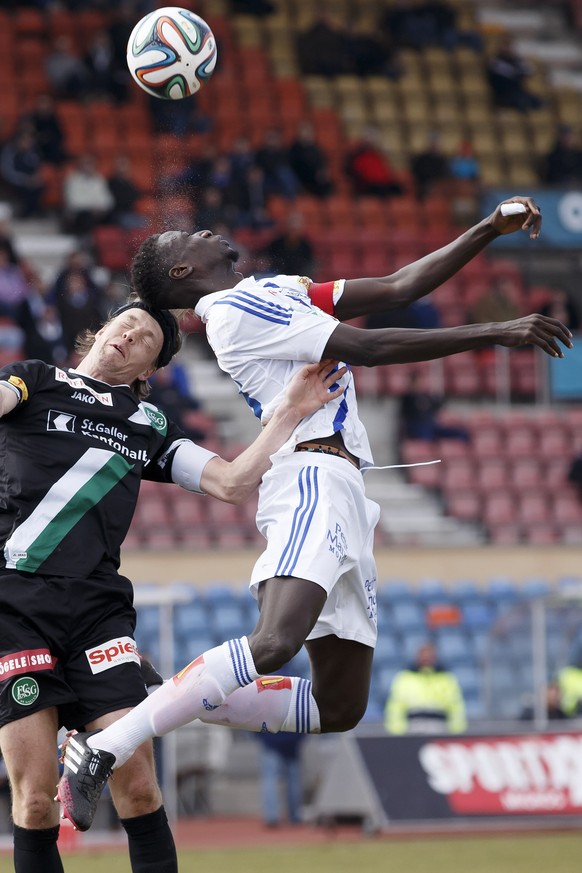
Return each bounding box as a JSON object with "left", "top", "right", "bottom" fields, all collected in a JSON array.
[
  {"left": 332, "top": 196, "right": 542, "bottom": 322},
  {"left": 323, "top": 314, "right": 572, "bottom": 367},
  {"left": 199, "top": 360, "right": 346, "bottom": 503}
]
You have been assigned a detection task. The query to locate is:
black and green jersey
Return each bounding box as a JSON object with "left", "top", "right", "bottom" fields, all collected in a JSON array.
[{"left": 0, "top": 360, "right": 188, "bottom": 577}]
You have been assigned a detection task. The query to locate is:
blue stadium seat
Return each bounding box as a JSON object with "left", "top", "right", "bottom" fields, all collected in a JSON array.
[
  {"left": 178, "top": 636, "right": 217, "bottom": 665},
  {"left": 487, "top": 576, "right": 520, "bottom": 604},
  {"left": 417, "top": 577, "right": 449, "bottom": 604},
  {"left": 454, "top": 663, "right": 481, "bottom": 697},
  {"left": 374, "top": 634, "right": 404, "bottom": 666},
  {"left": 434, "top": 630, "right": 474, "bottom": 666},
  {"left": 135, "top": 604, "right": 161, "bottom": 637},
  {"left": 451, "top": 580, "right": 481, "bottom": 603},
  {"left": 206, "top": 603, "right": 249, "bottom": 640},
  {"left": 173, "top": 600, "right": 210, "bottom": 642},
  {"left": 521, "top": 578, "right": 551, "bottom": 599},
  {"left": 377, "top": 580, "right": 412, "bottom": 604},
  {"left": 392, "top": 600, "right": 426, "bottom": 633},
  {"left": 462, "top": 602, "right": 494, "bottom": 628}
]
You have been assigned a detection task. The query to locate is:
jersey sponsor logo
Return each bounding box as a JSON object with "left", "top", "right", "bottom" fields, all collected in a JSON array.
[
  {"left": 0, "top": 648, "right": 56, "bottom": 680},
  {"left": 141, "top": 403, "right": 168, "bottom": 434},
  {"left": 256, "top": 676, "right": 292, "bottom": 693},
  {"left": 80, "top": 419, "right": 149, "bottom": 461},
  {"left": 7, "top": 375, "right": 28, "bottom": 401},
  {"left": 47, "top": 409, "right": 76, "bottom": 432},
  {"left": 11, "top": 676, "right": 40, "bottom": 706},
  {"left": 72, "top": 391, "right": 96, "bottom": 404},
  {"left": 55, "top": 368, "right": 112, "bottom": 406},
  {"left": 327, "top": 522, "right": 347, "bottom": 565},
  {"left": 85, "top": 636, "right": 141, "bottom": 674}
]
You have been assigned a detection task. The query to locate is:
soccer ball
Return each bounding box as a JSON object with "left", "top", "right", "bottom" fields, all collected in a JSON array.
[{"left": 126, "top": 6, "right": 217, "bottom": 100}]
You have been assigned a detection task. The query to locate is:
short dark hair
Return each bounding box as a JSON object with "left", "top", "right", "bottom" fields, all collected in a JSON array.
[{"left": 131, "top": 234, "right": 176, "bottom": 308}]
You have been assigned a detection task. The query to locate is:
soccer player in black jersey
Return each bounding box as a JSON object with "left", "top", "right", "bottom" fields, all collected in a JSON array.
[{"left": 0, "top": 301, "right": 344, "bottom": 873}]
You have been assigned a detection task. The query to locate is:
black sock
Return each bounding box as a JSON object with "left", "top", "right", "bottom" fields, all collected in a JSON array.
[
  {"left": 120, "top": 805, "right": 178, "bottom": 873},
  {"left": 13, "top": 825, "right": 64, "bottom": 873}
]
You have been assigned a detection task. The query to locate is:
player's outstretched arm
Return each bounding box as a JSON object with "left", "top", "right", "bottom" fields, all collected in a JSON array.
[
  {"left": 323, "top": 314, "right": 572, "bottom": 367},
  {"left": 333, "top": 196, "right": 542, "bottom": 322},
  {"left": 199, "top": 360, "right": 346, "bottom": 503}
]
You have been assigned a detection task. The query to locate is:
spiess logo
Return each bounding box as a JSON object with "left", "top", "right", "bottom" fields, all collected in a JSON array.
[{"left": 11, "top": 676, "right": 39, "bottom": 706}]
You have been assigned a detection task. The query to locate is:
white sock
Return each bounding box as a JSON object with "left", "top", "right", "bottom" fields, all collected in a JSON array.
[
  {"left": 89, "top": 637, "right": 259, "bottom": 767},
  {"left": 200, "top": 675, "right": 321, "bottom": 733}
]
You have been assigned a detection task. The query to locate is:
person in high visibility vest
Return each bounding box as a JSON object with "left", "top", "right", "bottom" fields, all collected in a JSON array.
[
  {"left": 557, "top": 659, "right": 582, "bottom": 717},
  {"left": 385, "top": 642, "right": 467, "bottom": 734}
]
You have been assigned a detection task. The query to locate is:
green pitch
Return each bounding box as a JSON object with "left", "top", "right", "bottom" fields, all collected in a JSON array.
[{"left": 61, "top": 833, "right": 581, "bottom": 873}]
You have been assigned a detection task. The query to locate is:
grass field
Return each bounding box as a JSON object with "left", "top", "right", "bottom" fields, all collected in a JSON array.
[{"left": 57, "top": 833, "right": 582, "bottom": 873}]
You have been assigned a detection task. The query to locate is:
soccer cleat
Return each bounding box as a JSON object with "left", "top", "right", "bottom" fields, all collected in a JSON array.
[{"left": 56, "top": 730, "right": 115, "bottom": 831}]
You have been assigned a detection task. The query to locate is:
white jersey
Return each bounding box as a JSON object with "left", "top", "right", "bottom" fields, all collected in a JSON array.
[{"left": 195, "top": 274, "right": 374, "bottom": 466}]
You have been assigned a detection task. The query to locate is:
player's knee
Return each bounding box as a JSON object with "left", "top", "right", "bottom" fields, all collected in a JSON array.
[
  {"left": 14, "top": 790, "right": 55, "bottom": 829},
  {"left": 318, "top": 697, "right": 368, "bottom": 733},
  {"left": 249, "top": 630, "right": 301, "bottom": 675},
  {"left": 111, "top": 761, "right": 162, "bottom": 818}
]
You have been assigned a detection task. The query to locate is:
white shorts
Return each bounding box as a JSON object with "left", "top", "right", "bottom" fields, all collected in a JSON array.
[{"left": 249, "top": 452, "right": 381, "bottom": 648}]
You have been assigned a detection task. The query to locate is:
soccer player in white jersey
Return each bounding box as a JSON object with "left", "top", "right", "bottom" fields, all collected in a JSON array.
[
  {"left": 0, "top": 300, "right": 344, "bottom": 870},
  {"left": 58, "top": 196, "right": 573, "bottom": 831}
]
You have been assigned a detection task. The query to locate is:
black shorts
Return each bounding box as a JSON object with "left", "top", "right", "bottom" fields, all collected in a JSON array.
[{"left": 0, "top": 567, "right": 148, "bottom": 731}]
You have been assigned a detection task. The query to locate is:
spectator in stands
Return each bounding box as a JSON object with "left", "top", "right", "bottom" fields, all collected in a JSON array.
[
  {"left": 0, "top": 126, "right": 46, "bottom": 218},
  {"left": 557, "top": 654, "right": 582, "bottom": 716},
  {"left": 385, "top": 642, "right": 467, "bottom": 734},
  {"left": 0, "top": 239, "right": 29, "bottom": 318},
  {"left": 16, "top": 270, "right": 68, "bottom": 366},
  {"left": 85, "top": 28, "right": 128, "bottom": 104},
  {"left": 25, "top": 94, "right": 67, "bottom": 167},
  {"left": 380, "top": 0, "right": 481, "bottom": 53},
  {"left": 449, "top": 140, "right": 480, "bottom": 184},
  {"left": 296, "top": 10, "right": 353, "bottom": 77},
  {"left": 411, "top": 131, "right": 452, "bottom": 201},
  {"left": 0, "top": 203, "right": 18, "bottom": 264},
  {"left": 255, "top": 129, "right": 300, "bottom": 200},
  {"left": 108, "top": 156, "right": 146, "bottom": 229},
  {"left": 288, "top": 122, "right": 333, "bottom": 199},
  {"left": 231, "top": 0, "right": 275, "bottom": 14},
  {"left": 542, "top": 125, "right": 582, "bottom": 186},
  {"left": 487, "top": 36, "right": 543, "bottom": 113},
  {"left": 194, "top": 185, "right": 233, "bottom": 232},
  {"left": 263, "top": 211, "right": 315, "bottom": 277},
  {"left": 55, "top": 268, "right": 104, "bottom": 356},
  {"left": 45, "top": 34, "right": 90, "bottom": 100},
  {"left": 399, "top": 371, "right": 470, "bottom": 442},
  {"left": 539, "top": 287, "right": 580, "bottom": 332},
  {"left": 182, "top": 143, "right": 219, "bottom": 198},
  {"left": 519, "top": 680, "right": 570, "bottom": 721},
  {"left": 230, "top": 164, "right": 273, "bottom": 230},
  {"left": 345, "top": 126, "right": 404, "bottom": 199},
  {"left": 62, "top": 153, "right": 115, "bottom": 235},
  {"left": 350, "top": 23, "right": 403, "bottom": 80},
  {"left": 470, "top": 275, "right": 522, "bottom": 325},
  {"left": 51, "top": 248, "right": 102, "bottom": 306},
  {"left": 148, "top": 93, "right": 212, "bottom": 136},
  {"left": 228, "top": 136, "right": 256, "bottom": 190},
  {"left": 568, "top": 453, "right": 582, "bottom": 502}
]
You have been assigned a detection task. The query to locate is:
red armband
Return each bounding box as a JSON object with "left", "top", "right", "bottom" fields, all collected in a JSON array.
[{"left": 308, "top": 280, "right": 338, "bottom": 315}]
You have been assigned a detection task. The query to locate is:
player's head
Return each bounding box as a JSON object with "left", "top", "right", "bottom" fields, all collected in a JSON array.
[
  {"left": 75, "top": 303, "right": 181, "bottom": 399},
  {"left": 131, "top": 230, "right": 241, "bottom": 309}
]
